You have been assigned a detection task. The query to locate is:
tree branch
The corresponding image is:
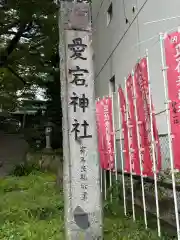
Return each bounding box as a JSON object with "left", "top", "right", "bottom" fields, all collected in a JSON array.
[
  {"left": 0, "top": 20, "right": 20, "bottom": 36},
  {"left": 7, "top": 65, "right": 27, "bottom": 85},
  {"left": 0, "top": 22, "right": 33, "bottom": 67}
]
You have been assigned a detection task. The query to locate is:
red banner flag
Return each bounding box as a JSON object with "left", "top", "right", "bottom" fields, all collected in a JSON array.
[
  {"left": 96, "top": 100, "right": 106, "bottom": 169},
  {"left": 164, "top": 31, "right": 180, "bottom": 170},
  {"left": 126, "top": 75, "right": 140, "bottom": 175},
  {"left": 102, "top": 97, "right": 115, "bottom": 170},
  {"left": 134, "top": 58, "right": 161, "bottom": 176},
  {"left": 118, "top": 87, "right": 130, "bottom": 173}
]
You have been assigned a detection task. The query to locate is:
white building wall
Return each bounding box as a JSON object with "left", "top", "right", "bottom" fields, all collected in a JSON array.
[{"left": 92, "top": 0, "right": 180, "bottom": 135}]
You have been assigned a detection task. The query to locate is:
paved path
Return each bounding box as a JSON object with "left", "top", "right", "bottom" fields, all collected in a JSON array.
[{"left": 0, "top": 131, "right": 29, "bottom": 177}]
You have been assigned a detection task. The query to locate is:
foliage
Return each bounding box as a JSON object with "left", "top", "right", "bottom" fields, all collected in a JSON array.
[
  {"left": 0, "top": 0, "right": 60, "bottom": 120},
  {"left": 11, "top": 162, "right": 41, "bottom": 177},
  {"left": 0, "top": 0, "right": 62, "bottom": 149},
  {"left": 104, "top": 180, "right": 175, "bottom": 239},
  {"left": 0, "top": 172, "right": 64, "bottom": 239},
  {"left": 23, "top": 123, "right": 45, "bottom": 149},
  {"left": 0, "top": 171, "right": 174, "bottom": 239}
]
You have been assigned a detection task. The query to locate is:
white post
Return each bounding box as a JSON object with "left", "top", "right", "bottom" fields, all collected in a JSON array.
[
  {"left": 131, "top": 70, "right": 147, "bottom": 229},
  {"left": 109, "top": 131, "right": 112, "bottom": 202},
  {"left": 112, "top": 92, "right": 118, "bottom": 181},
  {"left": 104, "top": 169, "right": 107, "bottom": 200},
  {"left": 124, "top": 77, "right": 136, "bottom": 221},
  {"left": 117, "top": 87, "right": 127, "bottom": 216},
  {"left": 146, "top": 49, "right": 161, "bottom": 237},
  {"left": 159, "top": 33, "right": 180, "bottom": 240},
  {"left": 59, "top": 1, "right": 103, "bottom": 239},
  {"left": 100, "top": 167, "right": 103, "bottom": 193}
]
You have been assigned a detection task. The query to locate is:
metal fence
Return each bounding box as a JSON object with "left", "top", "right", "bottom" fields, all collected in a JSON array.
[
  {"left": 159, "top": 134, "right": 170, "bottom": 170},
  {"left": 115, "top": 134, "right": 170, "bottom": 172}
]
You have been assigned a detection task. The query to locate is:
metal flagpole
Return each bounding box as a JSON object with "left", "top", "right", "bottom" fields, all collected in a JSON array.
[
  {"left": 112, "top": 92, "right": 118, "bottom": 181},
  {"left": 117, "top": 87, "right": 127, "bottom": 216},
  {"left": 100, "top": 167, "right": 103, "bottom": 193},
  {"left": 146, "top": 49, "right": 161, "bottom": 237},
  {"left": 124, "top": 77, "right": 136, "bottom": 221},
  {"left": 131, "top": 70, "right": 147, "bottom": 229},
  {"left": 104, "top": 169, "right": 107, "bottom": 200},
  {"left": 109, "top": 157, "right": 113, "bottom": 202},
  {"left": 100, "top": 120, "right": 103, "bottom": 196},
  {"left": 159, "top": 32, "right": 180, "bottom": 240}
]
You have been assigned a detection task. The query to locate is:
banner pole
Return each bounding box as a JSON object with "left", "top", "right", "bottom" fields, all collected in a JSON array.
[
  {"left": 132, "top": 70, "right": 147, "bottom": 229},
  {"left": 104, "top": 169, "right": 107, "bottom": 200},
  {"left": 100, "top": 167, "right": 103, "bottom": 193},
  {"left": 124, "top": 77, "right": 136, "bottom": 221},
  {"left": 117, "top": 87, "right": 127, "bottom": 216},
  {"left": 159, "top": 32, "right": 180, "bottom": 240},
  {"left": 146, "top": 49, "right": 161, "bottom": 236},
  {"left": 146, "top": 50, "right": 161, "bottom": 237},
  {"left": 112, "top": 92, "right": 118, "bottom": 181},
  {"left": 109, "top": 158, "right": 112, "bottom": 202}
]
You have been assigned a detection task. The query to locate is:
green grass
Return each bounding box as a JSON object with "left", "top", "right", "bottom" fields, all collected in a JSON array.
[
  {"left": 0, "top": 172, "right": 63, "bottom": 239},
  {"left": 104, "top": 200, "right": 173, "bottom": 240},
  {"left": 0, "top": 171, "right": 174, "bottom": 239}
]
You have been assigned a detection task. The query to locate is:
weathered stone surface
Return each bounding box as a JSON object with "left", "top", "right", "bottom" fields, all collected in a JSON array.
[
  {"left": 61, "top": 1, "right": 91, "bottom": 30},
  {"left": 126, "top": 181, "right": 180, "bottom": 227},
  {"left": 27, "top": 150, "right": 63, "bottom": 188},
  {"left": 26, "top": 150, "right": 63, "bottom": 174},
  {"left": 0, "top": 131, "right": 29, "bottom": 177}
]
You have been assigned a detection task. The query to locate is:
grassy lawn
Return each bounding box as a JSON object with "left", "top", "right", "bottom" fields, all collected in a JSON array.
[{"left": 0, "top": 171, "right": 173, "bottom": 239}]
